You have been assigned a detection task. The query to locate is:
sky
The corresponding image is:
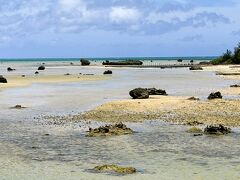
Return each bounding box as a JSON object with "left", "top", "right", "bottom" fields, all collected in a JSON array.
[{"left": 0, "top": 0, "right": 240, "bottom": 58}]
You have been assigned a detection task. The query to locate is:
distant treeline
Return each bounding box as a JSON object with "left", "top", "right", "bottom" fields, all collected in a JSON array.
[{"left": 212, "top": 42, "right": 240, "bottom": 64}]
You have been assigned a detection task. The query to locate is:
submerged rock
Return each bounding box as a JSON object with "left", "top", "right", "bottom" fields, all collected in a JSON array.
[
  {"left": 204, "top": 124, "right": 231, "bottom": 135},
  {"left": 129, "top": 88, "right": 149, "bottom": 99},
  {"left": 146, "top": 88, "right": 168, "bottom": 96},
  {"left": 7, "top": 67, "right": 16, "bottom": 71},
  {"left": 230, "top": 84, "right": 240, "bottom": 87},
  {"left": 86, "top": 122, "right": 133, "bottom": 137},
  {"left": 186, "top": 127, "right": 203, "bottom": 133},
  {"left": 80, "top": 59, "right": 90, "bottom": 66},
  {"left": 0, "top": 75, "right": 7, "bottom": 83},
  {"left": 187, "top": 97, "right": 200, "bottom": 101},
  {"left": 189, "top": 66, "right": 203, "bottom": 70},
  {"left": 94, "top": 164, "right": 136, "bottom": 174},
  {"left": 208, "top": 91, "right": 222, "bottom": 100},
  {"left": 38, "top": 65, "right": 45, "bottom": 70},
  {"left": 102, "top": 60, "right": 143, "bottom": 66},
  {"left": 103, "top": 70, "right": 112, "bottom": 75}
]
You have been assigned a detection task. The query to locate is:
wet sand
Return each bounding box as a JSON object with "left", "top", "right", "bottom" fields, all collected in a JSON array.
[
  {"left": 77, "top": 96, "right": 240, "bottom": 126},
  {"left": 0, "top": 74, "right": 108, "bottom": 89}
]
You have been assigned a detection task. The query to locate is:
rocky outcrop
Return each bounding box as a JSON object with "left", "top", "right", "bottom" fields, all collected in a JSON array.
[
  {"left": 94, "top": 164, "right": 136, "bottom": 174},
  {"left": 189, "top": 66, "right": 203, "bottom": 70},
  {"left": 230, "top": 84, "right": 240, "bottom": 87},
  {"left": 103, "top": 70, "right": 112, "bottom": 75},
  {"left": 208, "top": 92, "right": 222, "bottom": 100},
  {"left": 0, "top": 75, "right": 7, "bottom": 83},
  {"left": 80, "top": 59, "right": 90, "bottom": 66},
  {"left": 129, "top": 88, "right": 149, "bottom": 99},
  {"left": 7, "top": 67, "right": 16, "bottom": 71},
  {"left": 102, "top": 60, "right": 143, "bottom": 66},
  {"left": 146, "top": 88, "right": 167, "bottom": 96},
  {"left": 38, "top": 65, "right": 45, "bottom": 70},
  {"left": 204, "top": 124, "right": 231, "bottom": 135},
  {"left": 86, "top": 122, "right": 133, "bottom": 137}
]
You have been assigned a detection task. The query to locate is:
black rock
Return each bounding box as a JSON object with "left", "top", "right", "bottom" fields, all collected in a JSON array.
[
  {"left": 177, "top": 59, "right": 183, "bottom": 62},
  {"left": 35, "top": 71, "right": 39, "bottom": 75},
  {"left": 129, "top": 88, "right": 149, "bottom": 99},
  {"left": 102, "top": 60, "right": 143, "bottom": 66},
  {"left": 7, "top": 67, "right": 16, "bottom": 71},
  {"left": 80, "top": 59, "right": 90, "bottom": 66},
  {"left": 204, "top": 124, "right": 231, "bottom": 135},
  {"left": 230, "top": 84, "right": 240, "bottom": 87},
  {"left": 103, "top": 70, "right": 112, "bottom": 75},
  {"left": 190, "top": 60, "right": 194, "bottom": 63},
  {"left": 38, "top": 65, "right": 45, "bottom": 70},
  {"left": 208, "top": 91, "right": 222, "bottom": 100},
  {"left": 189, "top": 66, "right": 203, "bottom": 70},
  {"left": 0, "top": 75, "right": 7, "bottom": 83},
  {"left": 146, "top": 88, "right": 167, "bottom": 96}
]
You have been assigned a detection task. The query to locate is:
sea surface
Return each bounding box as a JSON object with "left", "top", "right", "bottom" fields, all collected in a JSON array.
[{"left": 0, "top": 62, "right": 239, "bottom": 180}]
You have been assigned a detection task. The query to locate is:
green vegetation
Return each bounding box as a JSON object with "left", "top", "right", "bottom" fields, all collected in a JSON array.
[{"left": 212, "top": 42, "right": 240, "bottom": 65}]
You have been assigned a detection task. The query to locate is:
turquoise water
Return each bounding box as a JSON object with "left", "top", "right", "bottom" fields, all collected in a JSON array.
[{"left": 0, "top": 56, "right": 217, "bottom": 62}]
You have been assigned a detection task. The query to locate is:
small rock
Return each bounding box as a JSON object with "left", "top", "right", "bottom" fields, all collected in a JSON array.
[
  {"left": 10, "top": 105, "right": 27, "bottom": 109},
  {"left": 38, "top": 65, "right": 45, "bottom": 70},
  {"left": 177, "top": 59, "right": 183, "bottom": 62},
  {"left": 7, "top": 67, "right": 16, "bottom": 71},
  {"left": 204, "top": 124, "right": 231, "bottom": 135},
  {"left": 0, "top": 75, "right": 7, "bottom": 83},
  {"left": 185, "top": 121, "right": 203, "bottom": 126},
  {"left": 189, "top": 66, "right": 203, "bottom": 70},
  {"left": 22, "top": 75, "right": 25, "bottom": 77},
  {"left": 187, "top": 97, "right": 200, "bottom": 101},
  {"left": 194, "top": 134, "right": 203, "bottom": 137},
  {"left": 94, "top": 164, "right": 136, "bottom": 174},
  {"left": 103, "top": 70, "right": 112, "bottom": 75},
  {"left": 35, "top": 71, "right": 39, "bottom": 75},
  {"left": 129, "top": 88, "right": 149, "bottom": 99},
  {"left": 64, "top": 73, "right": 71, "bottom": 76},
  {"left": 208, "top": 91, "right": 222, "bottom": 100}
]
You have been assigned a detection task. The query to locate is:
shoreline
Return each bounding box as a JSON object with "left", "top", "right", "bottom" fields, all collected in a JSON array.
[
  {"left": 50, "top": 95, "right": 240, "bottom": 127},
  {"left": 0, "top": 74, "right": 108, "bottom": 89}
]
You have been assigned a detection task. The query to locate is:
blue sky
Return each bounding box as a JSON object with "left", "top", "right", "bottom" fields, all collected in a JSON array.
[{"left": 0, "top": 0, "right": 239, "bottom": 58}]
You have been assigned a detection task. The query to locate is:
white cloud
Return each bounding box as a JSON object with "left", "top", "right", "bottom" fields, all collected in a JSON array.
[{"left": 109, "top": 7, "right": 141, "bottom": 24}]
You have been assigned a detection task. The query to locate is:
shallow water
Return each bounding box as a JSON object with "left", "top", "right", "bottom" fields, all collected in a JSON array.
[{"left": 0, "top": 63, "right": 239, "bottom": 179}]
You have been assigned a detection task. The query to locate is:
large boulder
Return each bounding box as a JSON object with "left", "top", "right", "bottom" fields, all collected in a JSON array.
[
  {"left": 146, "top": 88, "right": 167, "bottom": 96},
  {"left": 80, "top": 59, "right": 90, "bottom": 66},
  {"left": 38, "top": 65, "right": 45, "bottom": 70},
  {"left": 86, "top": 122, "right": 133, "bottom": 137},
  {"left": 94, "top": 164, "right": 136, "bottom": 174},
  {"left": 102, "top": 60, "right": 143, "bottom": 66},
  {"left": 208, "top": 91, "right": 222, "bottom": 100},
  {"left": 189, "top": 66, "right": 203, "bottom": 70},
  {"left": 0, "top": 75, "right": 7, "bottom": 83},
  {"left": 204, "top": 124, "right": 231, "bottom": 135},
  {"left": 103, "top": 70, "right": 112, "bottom": 75},
  {"left": 129, "top": 88, "right": 149, "bottom": 99}
]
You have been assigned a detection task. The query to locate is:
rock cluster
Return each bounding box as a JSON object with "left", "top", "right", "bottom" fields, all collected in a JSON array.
[
  {"left": 86, "top": 122, "right": 133, "bottom": 137},
  {"left": 129, "top": 88, "right": 167, "bottom": 99},
  {"left": 208, "top": 91, "right": 222, "bottom": 100},
  {"left": 7, "top": 67, "right": 16, "bottom": 71},
  {"left": 0, "top": 75, "right": 7, "bottom": 83},
  {"left": 230, "top": 84, "right": 240, "bottom": 87},
  {"left": 94, "top": 164, "right": 136, "bottom": 174},
  {"left": 204, "top": 124, "right": 231, "bottom": 135}
]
